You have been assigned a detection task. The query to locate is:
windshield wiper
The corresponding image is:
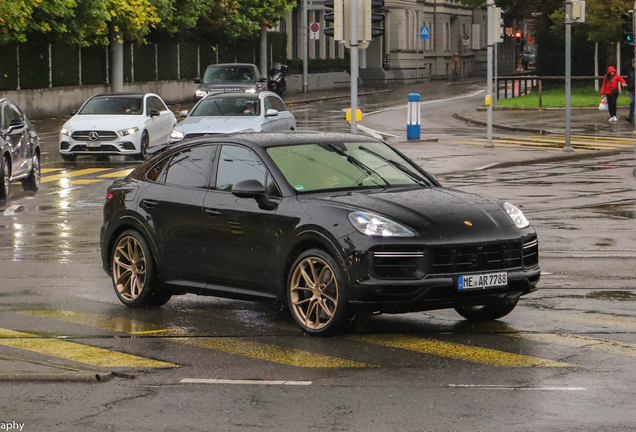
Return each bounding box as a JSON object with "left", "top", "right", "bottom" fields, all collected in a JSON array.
[
  {"left": 327, "top": 144, "right": 391, "bottom": 187},
  {"left": 358, "top": 146, "right": 431, "bottom": 187},
  {"left": 213, "top": 100, "right": 225, "bottom": 116}
]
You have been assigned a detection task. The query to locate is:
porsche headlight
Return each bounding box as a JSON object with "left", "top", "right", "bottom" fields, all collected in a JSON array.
[
  {"left": 504, "top": 202, "right": 530, "bottom": 229},
  {"left": 61, "top": 127, "right": 71, "bottom": 136},
  {"left": 348, "top": 211, "right": 415, "bottom": 237},
  {"left": 170, "top": 129, "right": 184, "bottom": 140},
  {"left": 245, "top": 89, "right": 257, "bottom": 93},
  {"left": 195, "top": 89, "right": 207, "bottom": 97},
  {"left": 119, "top": 127, "right": 139, "bottom": 136}
]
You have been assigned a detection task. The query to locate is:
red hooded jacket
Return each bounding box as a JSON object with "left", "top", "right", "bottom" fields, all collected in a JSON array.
[{"left": 601, "top": 66, "right": 626, "bottom": 96}]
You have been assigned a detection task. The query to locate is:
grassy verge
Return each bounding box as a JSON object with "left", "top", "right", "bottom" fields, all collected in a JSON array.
[{"left": 497, "top": 86, "right": 631, "bottom": 108}]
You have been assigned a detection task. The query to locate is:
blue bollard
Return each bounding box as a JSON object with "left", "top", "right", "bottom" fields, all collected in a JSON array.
[{"left": 407, "top": 93, "right": 421, "bottom": 140}]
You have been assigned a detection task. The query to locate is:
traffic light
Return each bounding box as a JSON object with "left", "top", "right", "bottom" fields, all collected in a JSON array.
[
  {"left": 515, "top": 30, "right": 523, "bottom": 45},
  {"left": 371, "top": 0, "right": 385, "bottom": 39},
  {"left": 324, "top": 0, "right": 343, "bottom": 40},
  {"left": 622, "top": 11, "right": 634, "bottom": 44}
]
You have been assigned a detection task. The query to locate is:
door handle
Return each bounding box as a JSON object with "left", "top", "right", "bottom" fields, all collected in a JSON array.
[
  {"left": 141, "top": 199, "right": 159, "bottom": 208},
  {"left": 205, "top": 208, "right": 221, "bottom": 217}
]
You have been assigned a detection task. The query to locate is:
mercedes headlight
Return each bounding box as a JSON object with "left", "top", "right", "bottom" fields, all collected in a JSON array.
[
  {"left": 504, "top": 202, "right": 530, "bottom": 229},
  {"left": 61, "top": 127, "right": 71, "bottom": 136},
  {"left": 348, "top": 211, "right": 415, "bottom": 237},
  {"left": 119, "top": 127, "right": 139, "bottom": 137},
  {"left": 170, "top": 129, "right": 184, "bottom": 140},
  {"left": 195, "top": 89, "right": 207, "bottom": 97}
]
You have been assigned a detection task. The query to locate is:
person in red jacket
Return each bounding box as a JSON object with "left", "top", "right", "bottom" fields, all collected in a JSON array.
[{"left": 601, "top": 66, "right": 627, "bottom": 122}]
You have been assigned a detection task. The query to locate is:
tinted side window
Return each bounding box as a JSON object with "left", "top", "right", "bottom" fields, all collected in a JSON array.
[
  {"left": 157, "top": 145, "right": 216, "bottom": 188},
  {"left": 149, "top": 97, "right": 167, "bottom": 111},
  {"left": 264, "top": 97, "right": 275, "bottom": 112},
  {"left": 272, "top": 97, "right": 287, "bottom": 112},
  {"left": 216, "top": 145, "right": 267, "bottom": 192},
  {"left": 3, "top": 105, "right": 21, "bottom": 129},
  {"left": 146, "top": 156, "right": 171, "bottom": 182}
]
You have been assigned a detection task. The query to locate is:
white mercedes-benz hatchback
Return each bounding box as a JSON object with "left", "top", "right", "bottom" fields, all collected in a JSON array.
[{"left": 59, "top": 93, "right": 176, "bottom": 161}]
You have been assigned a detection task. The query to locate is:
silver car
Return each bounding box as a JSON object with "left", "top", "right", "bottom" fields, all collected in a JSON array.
[{"left": 169, "top": 92, "right": 296, "bottom": 143}]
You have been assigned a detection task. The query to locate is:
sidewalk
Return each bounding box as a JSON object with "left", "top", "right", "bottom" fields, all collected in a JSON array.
[{"left": 455, "top": 105, "right": 636, "bottom": 137}]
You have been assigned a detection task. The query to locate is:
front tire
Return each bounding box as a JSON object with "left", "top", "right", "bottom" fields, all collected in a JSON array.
[
  {"left": 454, "top": 298, "right": 519, "bottom": 321},
  {"left": 135, "top": 131, "right": 149, "bottom": 161},
  {"left": 21, "top": 152, "right": 40, "bottom": 192},
  {"left": 0, "top": 156, "right": 10, "bottom": 200},
  {"left": 287, "top": 249, "right": 349, "bottom": 336},
  {"left": 111, "top": 230, "right": 171, "bottom": 308}
]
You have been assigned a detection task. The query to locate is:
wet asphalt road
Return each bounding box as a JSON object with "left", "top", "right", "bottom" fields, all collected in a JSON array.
[{"left": 0, "top": 90, "right": 635, "bottom": 431}]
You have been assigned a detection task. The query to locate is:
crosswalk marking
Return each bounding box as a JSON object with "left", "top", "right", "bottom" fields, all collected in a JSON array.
[
  {"left": 510, "top": 333, "right": 636, "bottom": 358},
  {"left": 18, "top": 310, "right": 371, "bottom": 368},
  {"left": 349, "top": 334, "right": 574, "bottom": 367},
  {"left": 451, "top": 134, "right": 632, "bottom": 151},
  {"left": 68, "top": 179, "right": 102, "bottom": 185},
  {"left": 0, "top": 327, "right": 178, "bottom": 368},
  {"left": 98, "top": 168, "right": 135, "bottom": 178},
  {"left": 41, "top": 168, "right": 111, "bottom": 184},
  {"left": 171, "top": 337, "right": 372, "bottom": 368},
  {"left": 40, "top": 168, "right": 63, "bottom": 174}
]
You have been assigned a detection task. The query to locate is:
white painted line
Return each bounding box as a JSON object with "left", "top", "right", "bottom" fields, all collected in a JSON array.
[
  {"left": 180, "top": 379, "right": 312, "bottom": 386},
  {"left": 572, "top": 254, "right": 636, "bottom": 258},
  {"left": 447, "top": 384, "right": 586, "bottom": 391},
  {"left": 366, "top": 89, "right": 487, "bottom": 116},
  {"left": 541, "top": 271, "right": 553, "bottom": 275},
  {"left": 3, "top": 205, "right": 22, "bottom": 216}
]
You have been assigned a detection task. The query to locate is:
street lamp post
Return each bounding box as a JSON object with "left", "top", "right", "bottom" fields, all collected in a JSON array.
[
  {"left": 564, "top": 0, "right": 574, "bottom": 152},
  {"left": 485, "top": 0, "right": 494, "bottom": 147}
]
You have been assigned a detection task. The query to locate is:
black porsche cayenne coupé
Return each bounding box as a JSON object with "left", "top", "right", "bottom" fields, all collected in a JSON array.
[{"left": 100, "top": 132, "right": 540, "bottom": 336}]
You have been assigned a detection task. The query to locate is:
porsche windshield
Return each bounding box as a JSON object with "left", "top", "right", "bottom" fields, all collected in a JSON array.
[
  {"left": 78, "top": 97, "right": 143, "bottom": 115},
  {"left": 191, "top": 96, "right": 261, "bottom": 117},
  {"left": 267, "top": 142, "right": 432, "bottom": 193}
]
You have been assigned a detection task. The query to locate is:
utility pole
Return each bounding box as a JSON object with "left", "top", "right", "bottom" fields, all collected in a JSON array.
[
  {"left": 564, "top": 0, "right": 574, "bottom": 152},
  {"left": 351, "top": 0, "right": 359, "bottom": 134},
  {"left": 633, "top": 2, "right": 636, "bottom": 134},
  {"left": 303, "top": 0, "right": 308, "bottom": 93},
  {"left": 485, "top": 0, "right": 494, "bottom": 147}
]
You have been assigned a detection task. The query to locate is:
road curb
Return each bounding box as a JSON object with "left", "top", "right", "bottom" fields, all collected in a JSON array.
[
  {"left": 453, "top": 112, "right": 553, "bottom": 135},
  {"left": 0, "top": 372, "right": 113, "bottom": 383},
  {"left": 285, "top": 89, "right": 393, "bottom": 106},
  {"left": 437, "top": 149, "right": 624, "bottom": 175},
  {"left": 475, "top": 106, "right": 604, "bottom": 112}
]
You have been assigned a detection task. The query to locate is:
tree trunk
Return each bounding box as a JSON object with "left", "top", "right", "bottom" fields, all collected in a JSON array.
[{"left": 260, "top": 27, "right": 268, "bottom": 79}]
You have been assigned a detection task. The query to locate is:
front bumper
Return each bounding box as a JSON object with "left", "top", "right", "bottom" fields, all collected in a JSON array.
[{"left": 60, "top": 132, "right": 141, "bottom": 155}]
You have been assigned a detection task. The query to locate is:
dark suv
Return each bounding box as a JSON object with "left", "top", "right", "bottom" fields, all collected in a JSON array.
[
  {"left": 194, "top": 63, "right": 268, "bottom": 99},
  {"left": 0, "top": 99, "right": 41, "bottom": 199}
]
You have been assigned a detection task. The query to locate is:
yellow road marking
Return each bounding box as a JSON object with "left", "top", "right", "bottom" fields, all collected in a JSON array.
[
  {"left": 0, "top": 327, "right": 178, "bottom": 368},
  {"left": 99, "top": 168, "right": 135, "bottom": 178},
  {"left": 449, "top": 140, "right": 560, "bottom": 150},
  {"left": 484, "top": 137, "right": 634, "bottom": 148},
  {"left": 41, "top": 168, "right": 110, "bottom": 184},
  {"left": 171, "top": 337, "right": 371, "bottom": 368},
  {"left": 510, "top": 333, "right": 636, "bottom": 358},
  {"left": 68, "top": 179, "right": 102, "bottom": 185},
  {"left": 18, "top": 310, "right": 188, "bottom": 336},
  {"left": 544, "top": 134, "right": 636, "bottom": 143},
  {"left": 20, "top": 310, "right": 372, "bottom": 368},
  {"left": 40, "top": 168, "right": 63, "bottom": 174},
  {"left": 349, "top": 334, "right": 573, "bottom": 367}
]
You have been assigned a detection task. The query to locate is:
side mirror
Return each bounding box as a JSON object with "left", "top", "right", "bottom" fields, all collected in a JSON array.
[
  {"left": 231, "top": 179, "right": 277, "bottom": 210},
  {"left": 149, "top": 109, "right": 160, "bottom": 118},
  {"left": 70, "top": 109, "right": 78, "bottom": 116},
  {"left": 6, "top": 119, "right": 25, "bottom": 135},
  {"left": 179, "top": 110, "right": 189, "bottom": 118},
  {"left": 194, "top": 77, "right": 201, "bottom": 84},
  {"left": 265, "top": 109, "right": 279, "bottom": 117},
  {"left": 258, "top": 76, "right": 268, "bottom": 83}
]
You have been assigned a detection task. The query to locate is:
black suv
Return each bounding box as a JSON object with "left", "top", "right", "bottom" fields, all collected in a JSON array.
[
  {"left": 193, "top": 63, "right": 268, "bottom": 99},
  {"left": 0, "top": 99, "right": 41, "bottom": 199}
]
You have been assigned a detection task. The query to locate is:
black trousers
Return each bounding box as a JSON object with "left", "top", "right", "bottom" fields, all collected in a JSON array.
[{"left": 607, "top": 93, "right": 618, "bottom": 117}]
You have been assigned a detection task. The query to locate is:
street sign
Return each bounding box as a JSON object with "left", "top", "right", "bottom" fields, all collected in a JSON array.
[
  {"left": 463, "top": 33, "right": 470, "bottom": 40},
  {"left": 420, "top": 27, "right": 429, "bottom": 40},
  {"left": 310, "top": 22, "right": 320, "bottom": 39}
]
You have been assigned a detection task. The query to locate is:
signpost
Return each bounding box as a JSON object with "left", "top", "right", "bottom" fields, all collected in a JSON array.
[
  {"left": 417, "top": 27, "right": 429, "bottom": 83},
  {"left": 310, "top": 22, "right": 320, "bottom": 39}
]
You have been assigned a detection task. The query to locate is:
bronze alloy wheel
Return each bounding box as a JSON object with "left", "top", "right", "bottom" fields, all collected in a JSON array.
[
  {"left": 112, "top": 235, "right": 147, "bottom": 301},
  {"left": 289, "top": 256, "right": 340, "bottom": 331}
]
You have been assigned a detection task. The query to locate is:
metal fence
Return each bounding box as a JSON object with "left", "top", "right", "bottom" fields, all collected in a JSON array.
[{"left": 0, "top": 33, "right": 288, "bottom": 91}]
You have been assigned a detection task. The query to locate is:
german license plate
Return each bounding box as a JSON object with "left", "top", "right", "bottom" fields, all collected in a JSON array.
[
  {"left": 458, "top": 272, "right": 508, "bottom": 290},
  {"left": 86, "top": 141, "right": 101, "bottom": 147}
]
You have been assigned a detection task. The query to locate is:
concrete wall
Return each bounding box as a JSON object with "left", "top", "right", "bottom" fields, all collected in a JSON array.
[
  {"left": 287, "top": 72, "right": 350, "bottom": 92},
  {"left": 3, "top": 80, "right": 199, "bottom": 119}
]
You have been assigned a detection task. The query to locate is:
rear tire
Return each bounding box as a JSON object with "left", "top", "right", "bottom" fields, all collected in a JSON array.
[
  {"left": 287, "top": 249, "right": 349, "bottom": 337},
  {"left": 0, "top": 156, "right": 10, "bottom": 200},
  {"left": 21, "top": 152, "right": 40, "bottom": 192},
  {"left": 454, "top": 298, "right": 519, "bottom": 321},
  {"left": 61, "top": 153, "right": 77, "bottom": 162},
  {"left": 111, "top": 229, "right": 171, "bottom": 309}
]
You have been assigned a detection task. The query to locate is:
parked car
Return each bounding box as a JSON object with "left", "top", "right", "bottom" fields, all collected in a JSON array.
[
  {"left": 59, "top": 93, "right": 176, "bottom": 161},
  {"left": 100, "top": 132, "right": 540, "bottom": 336},
  {"left": 169, "top": 92, "right": 296, "bottom": 143},
  {"left": 194, "top": 63, "right": 268, "bottom": 100},
  {"left": 0, "top": 99, "right": 41, "bottom": 199}
]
